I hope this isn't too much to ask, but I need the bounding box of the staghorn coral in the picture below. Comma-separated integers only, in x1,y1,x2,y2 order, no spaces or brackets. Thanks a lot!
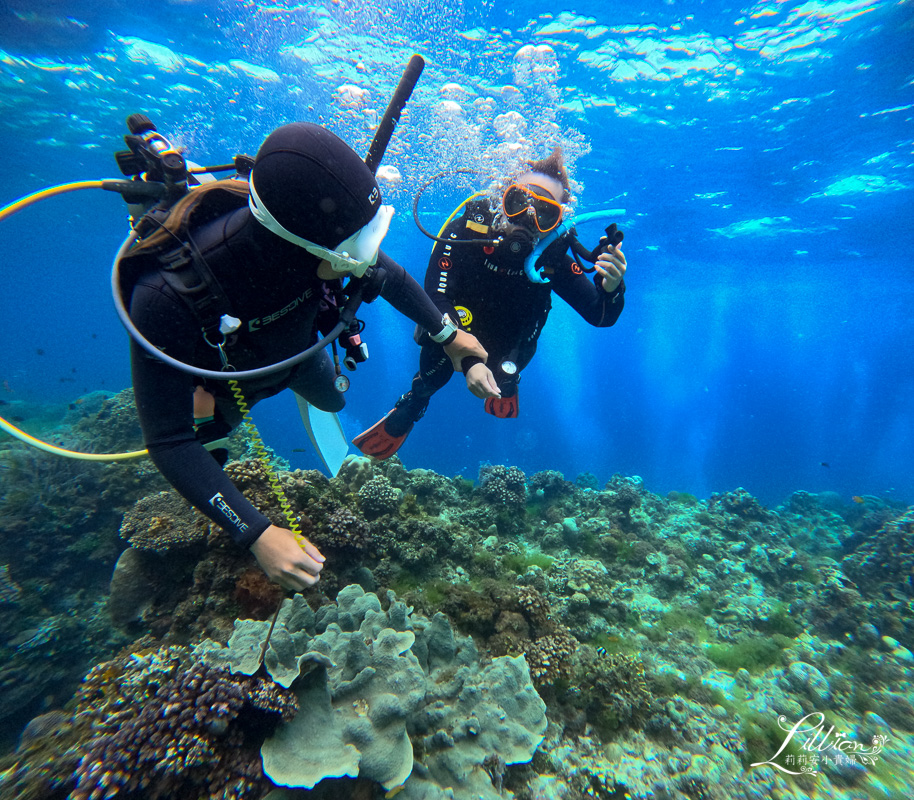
357,474,401,519
119,490,208,553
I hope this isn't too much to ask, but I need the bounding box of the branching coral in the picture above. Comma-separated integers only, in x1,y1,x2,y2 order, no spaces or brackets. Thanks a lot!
357,474,401,519
523,626,578,687
325,505,372,551
479,464,527,510
6,645,298,800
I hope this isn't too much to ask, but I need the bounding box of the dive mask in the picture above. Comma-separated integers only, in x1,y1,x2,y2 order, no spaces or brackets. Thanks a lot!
502,183,563,234
249,177,394,278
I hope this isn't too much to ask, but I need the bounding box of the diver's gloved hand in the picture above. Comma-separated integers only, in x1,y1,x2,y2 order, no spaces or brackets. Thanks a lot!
250,524,326,591
595,244,626,293
464,363,501,399
443,330,488,373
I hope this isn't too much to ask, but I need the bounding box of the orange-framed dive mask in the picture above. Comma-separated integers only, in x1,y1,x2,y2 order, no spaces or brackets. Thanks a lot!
502,183,564,233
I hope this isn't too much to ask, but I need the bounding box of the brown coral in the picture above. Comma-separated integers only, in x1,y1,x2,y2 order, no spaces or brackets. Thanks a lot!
233,568,284,620
523,626,578,687
119,491,208,553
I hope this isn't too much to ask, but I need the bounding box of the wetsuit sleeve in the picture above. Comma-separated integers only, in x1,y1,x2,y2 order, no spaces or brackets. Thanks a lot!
550,253,625,327
422,218,465,321
370,251,448,334
129,279,272,548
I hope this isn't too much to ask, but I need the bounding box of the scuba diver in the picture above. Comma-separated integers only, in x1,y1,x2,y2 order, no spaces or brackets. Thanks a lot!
125,121,486,592
353,147,627,460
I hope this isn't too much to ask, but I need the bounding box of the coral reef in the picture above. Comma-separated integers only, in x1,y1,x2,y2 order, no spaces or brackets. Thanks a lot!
357,474,401,519
197,585,547,798
479,463,527,510
119,490,208,553
3,401,913,800
4,645,296,800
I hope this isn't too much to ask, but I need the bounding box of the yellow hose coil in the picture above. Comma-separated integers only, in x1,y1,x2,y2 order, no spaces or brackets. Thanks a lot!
227,379,303,539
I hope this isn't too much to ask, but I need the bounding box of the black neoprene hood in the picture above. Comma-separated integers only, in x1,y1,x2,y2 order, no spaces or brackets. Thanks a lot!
251,122,382,248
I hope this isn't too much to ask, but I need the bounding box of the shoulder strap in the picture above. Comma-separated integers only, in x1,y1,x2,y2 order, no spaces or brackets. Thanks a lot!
158,237,234,339
123,181,252,338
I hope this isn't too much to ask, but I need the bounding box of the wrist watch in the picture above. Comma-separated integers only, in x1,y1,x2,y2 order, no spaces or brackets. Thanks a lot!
430,313,459,344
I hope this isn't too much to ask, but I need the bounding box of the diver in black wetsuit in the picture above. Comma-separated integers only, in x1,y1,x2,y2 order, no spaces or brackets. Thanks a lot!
127,123,486,591
353,147,627,460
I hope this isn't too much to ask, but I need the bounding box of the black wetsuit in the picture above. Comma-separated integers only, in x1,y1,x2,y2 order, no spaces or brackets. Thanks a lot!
409,202,625,400
129,206,446,547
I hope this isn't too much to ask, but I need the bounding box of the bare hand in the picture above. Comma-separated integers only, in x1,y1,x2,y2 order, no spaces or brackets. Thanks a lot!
250,524,326,591
595,245,626,293
465,363,501,399
443,329,487,372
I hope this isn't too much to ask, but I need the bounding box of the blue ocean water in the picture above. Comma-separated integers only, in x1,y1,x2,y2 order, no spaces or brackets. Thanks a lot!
0,0,912,508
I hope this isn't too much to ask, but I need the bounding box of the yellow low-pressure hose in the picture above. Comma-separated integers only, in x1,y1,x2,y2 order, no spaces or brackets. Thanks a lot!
228,379,303,538
436,191,487,240
0,181,105,220
0,180,153,461
0,415,148,460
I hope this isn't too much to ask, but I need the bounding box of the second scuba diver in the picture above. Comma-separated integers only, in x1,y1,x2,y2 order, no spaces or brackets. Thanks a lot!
124,122,486,591
353,147,627,460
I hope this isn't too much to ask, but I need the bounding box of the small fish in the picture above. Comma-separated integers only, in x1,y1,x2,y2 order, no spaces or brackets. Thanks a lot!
36,349,45,356
291,448,308,452
852,495,865,504
596,646,607,657
820,462,830,468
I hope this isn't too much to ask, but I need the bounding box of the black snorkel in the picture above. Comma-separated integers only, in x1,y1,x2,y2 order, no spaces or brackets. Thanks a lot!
110,55,427,381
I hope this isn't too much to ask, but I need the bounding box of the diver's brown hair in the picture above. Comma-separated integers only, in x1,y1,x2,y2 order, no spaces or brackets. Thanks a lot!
526,146,570,201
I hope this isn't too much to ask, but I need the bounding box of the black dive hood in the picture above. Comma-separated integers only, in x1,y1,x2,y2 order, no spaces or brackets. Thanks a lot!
112,55,426,381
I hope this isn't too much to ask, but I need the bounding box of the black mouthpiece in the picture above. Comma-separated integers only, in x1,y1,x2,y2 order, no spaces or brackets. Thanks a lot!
126,113,156,135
